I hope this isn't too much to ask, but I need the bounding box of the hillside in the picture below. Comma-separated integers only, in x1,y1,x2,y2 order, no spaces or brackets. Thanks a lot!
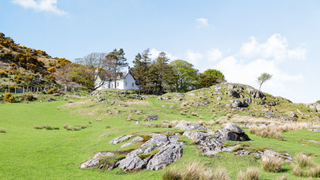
0,32,70,91
1,82,320,179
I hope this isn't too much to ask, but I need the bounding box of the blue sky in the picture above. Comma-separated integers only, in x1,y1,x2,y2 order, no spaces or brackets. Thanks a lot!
1,0,320,103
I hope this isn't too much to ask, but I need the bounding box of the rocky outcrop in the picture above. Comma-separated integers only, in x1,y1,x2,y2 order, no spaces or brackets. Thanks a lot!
80,152,115,169
175,122,208,131
183,123,250,156
121,136,143,148
109,135,134,145
235,149,292,163
264,112,296,121
144,114,158,121
247,88,264,98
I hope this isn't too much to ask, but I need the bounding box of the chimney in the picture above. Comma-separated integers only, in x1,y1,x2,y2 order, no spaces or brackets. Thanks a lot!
127,66,130,73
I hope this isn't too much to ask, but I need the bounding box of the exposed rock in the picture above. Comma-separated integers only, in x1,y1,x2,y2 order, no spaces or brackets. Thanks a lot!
176,93,185,97
244,97,251,105
157,97,163,100
146,142,183,170
161,105,165,108
235,149,292,163
217,96,222,101
169,105,176,109
215,85,222,91
145,114,158,121
224,123,244,134
109,135,134,145
308,129,320,132
297,109,303,114
291,111,298,118
116,150,147,171
226,103,232,107
316,104,320,111
142,133,170,147
110,101,115,105
228,90,239,98
175,123,208,131
264,112,296,121
121,136,144,148
115,110,120,114
189,93,195,96
81,152,114,169
247,88,264,98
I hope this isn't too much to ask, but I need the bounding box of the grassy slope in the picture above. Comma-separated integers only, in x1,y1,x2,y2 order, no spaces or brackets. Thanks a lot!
0,87,320,179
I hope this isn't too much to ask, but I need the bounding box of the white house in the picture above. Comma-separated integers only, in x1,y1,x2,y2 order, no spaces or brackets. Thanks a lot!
96,66,139,90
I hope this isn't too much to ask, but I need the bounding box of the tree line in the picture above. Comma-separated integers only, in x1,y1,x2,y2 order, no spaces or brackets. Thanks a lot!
55,48,225,94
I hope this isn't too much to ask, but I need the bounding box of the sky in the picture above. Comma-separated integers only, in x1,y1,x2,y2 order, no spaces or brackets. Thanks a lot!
1,0,320,103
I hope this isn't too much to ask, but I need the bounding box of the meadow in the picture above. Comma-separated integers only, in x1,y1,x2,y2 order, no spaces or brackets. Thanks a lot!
0,85,320,180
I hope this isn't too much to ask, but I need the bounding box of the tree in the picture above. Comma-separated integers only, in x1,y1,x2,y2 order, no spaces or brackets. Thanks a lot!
132,49,151,95
170,60,198,92
105,48,128,89
71,53,109,92
154,52,170,94
203,69,225,81
257,72,272,90
198,69,225,88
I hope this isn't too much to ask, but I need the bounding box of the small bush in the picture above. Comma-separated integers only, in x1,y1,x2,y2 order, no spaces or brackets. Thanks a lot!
4,92,16,103
261,155,283,172
246,167,260,180
22,94,35,101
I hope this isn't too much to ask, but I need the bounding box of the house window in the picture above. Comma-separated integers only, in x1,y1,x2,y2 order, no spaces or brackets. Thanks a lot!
125,82,127,86
117,82,119,87
132,83,134,87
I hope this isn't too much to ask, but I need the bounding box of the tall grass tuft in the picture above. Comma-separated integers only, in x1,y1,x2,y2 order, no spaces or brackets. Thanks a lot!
0,128,6,133
261,155,283,172
291,164,303,177
237,171,245,180
294,153,314,168
274,175,289,180
212,167,230,180
245,167,260,180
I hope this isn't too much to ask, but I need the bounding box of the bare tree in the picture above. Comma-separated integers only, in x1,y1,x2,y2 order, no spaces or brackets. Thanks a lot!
55,62,72,91
71,53,110,92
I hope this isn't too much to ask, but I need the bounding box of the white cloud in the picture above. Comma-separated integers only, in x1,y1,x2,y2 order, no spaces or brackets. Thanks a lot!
206,48,222,62
214,56,304,87
239,34,306,62
12,0,67,16
149,48,179,61
196,18,209,27
185,49,204,66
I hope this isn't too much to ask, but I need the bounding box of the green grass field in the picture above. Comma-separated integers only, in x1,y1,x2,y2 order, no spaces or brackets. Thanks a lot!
0,88,320,180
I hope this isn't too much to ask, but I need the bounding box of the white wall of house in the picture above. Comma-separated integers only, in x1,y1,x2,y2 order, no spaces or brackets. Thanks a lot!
96,73,138,90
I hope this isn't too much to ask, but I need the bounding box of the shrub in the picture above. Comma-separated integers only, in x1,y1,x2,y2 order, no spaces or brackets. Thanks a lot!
246,167,260,180
261,155,283,172
4,92,16,103
22,94,35,101
46,87,57,94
